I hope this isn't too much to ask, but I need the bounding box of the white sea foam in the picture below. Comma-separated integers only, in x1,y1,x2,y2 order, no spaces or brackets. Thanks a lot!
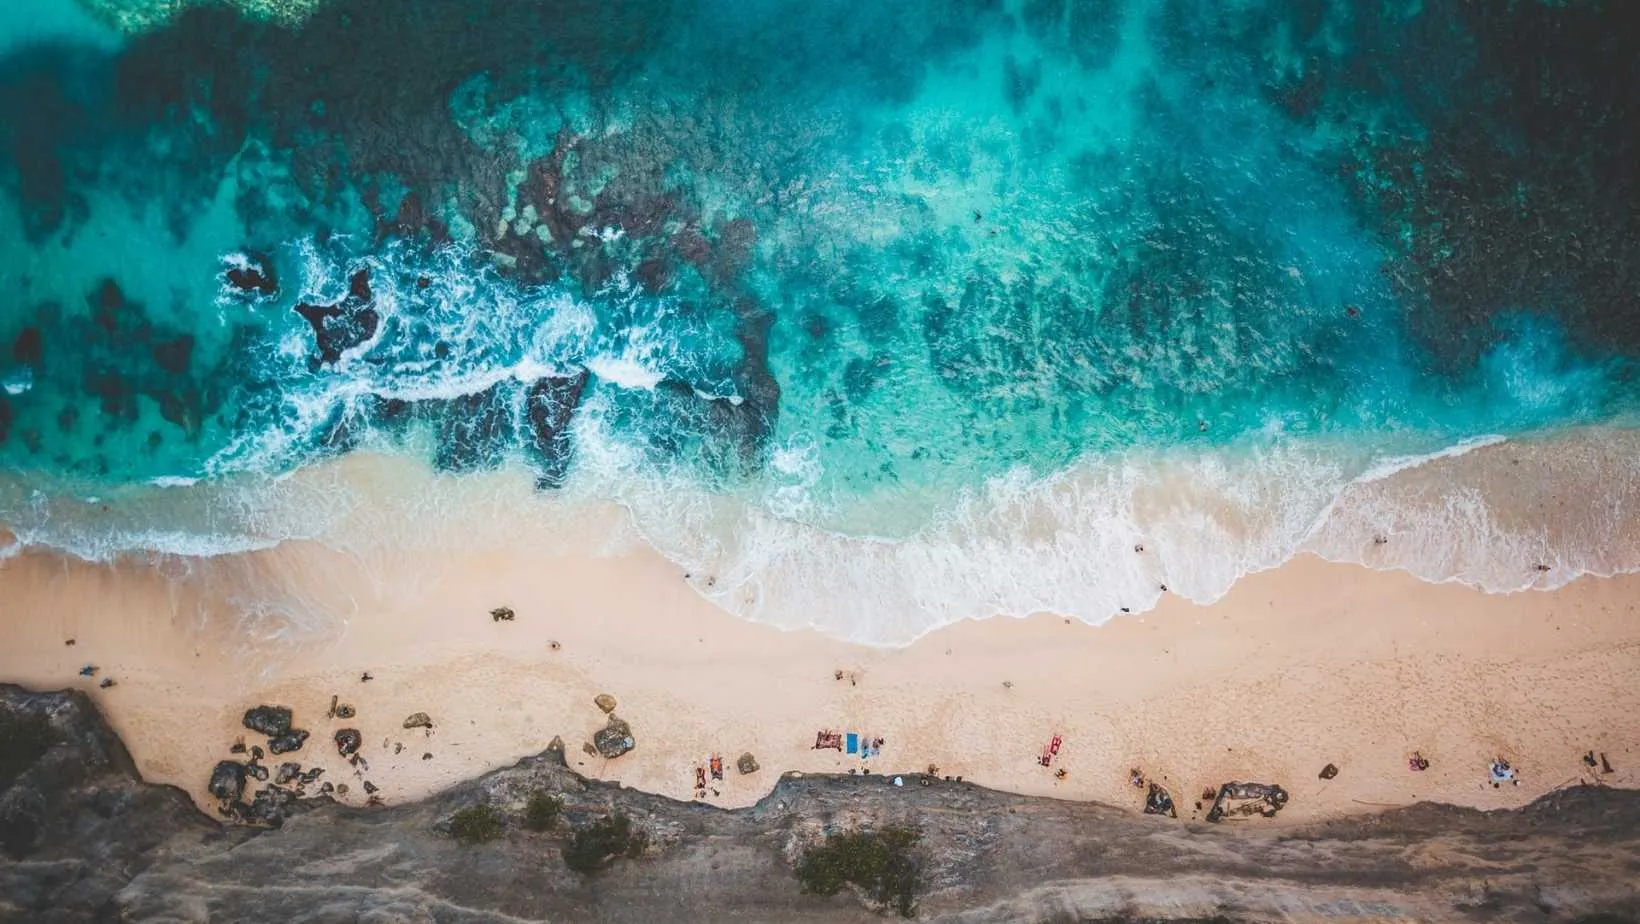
586,355,664,390
5,427,1638,646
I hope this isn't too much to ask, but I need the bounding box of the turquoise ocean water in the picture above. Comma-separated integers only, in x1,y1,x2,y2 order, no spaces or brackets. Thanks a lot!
1,0,1637,642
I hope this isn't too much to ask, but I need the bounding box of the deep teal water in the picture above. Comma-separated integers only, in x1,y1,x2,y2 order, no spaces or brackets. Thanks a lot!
0,0,1636,627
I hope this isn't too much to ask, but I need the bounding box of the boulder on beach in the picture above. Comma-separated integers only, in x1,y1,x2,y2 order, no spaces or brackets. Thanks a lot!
592,716,635,759
207,761,246,803
403,712,433,730
335,728,363,758
275,762,301,785
268,729,309,755
594,694,617,714
242,705,292,737
736,752,760,775
245,762,269,782
1205,782,1290,823
1143,782,1176,818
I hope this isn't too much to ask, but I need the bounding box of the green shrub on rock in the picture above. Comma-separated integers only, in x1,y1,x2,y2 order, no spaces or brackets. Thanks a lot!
449,803,503,845
523,791,562,832
562,813,647,873
795,826,922,918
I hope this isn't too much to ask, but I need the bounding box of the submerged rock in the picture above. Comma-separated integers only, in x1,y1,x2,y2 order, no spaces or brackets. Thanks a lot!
151,335,194,375
11,326,42,366
525,368,590,488
242,706,292,738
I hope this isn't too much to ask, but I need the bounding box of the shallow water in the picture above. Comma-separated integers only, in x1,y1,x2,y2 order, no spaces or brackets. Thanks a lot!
1,0,1637,642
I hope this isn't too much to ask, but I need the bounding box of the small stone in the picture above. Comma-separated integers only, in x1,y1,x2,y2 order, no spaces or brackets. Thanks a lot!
593,693,617,714
422,752,432,761
403,712,433,730
490,606,515,622
592,716,635,759
737,752,760,775
245,762,268,782
243,705,293,737
250,746,264,761
99,678,116,688
268,729,310,755
583,742,598,757
299,767,325,784
319,781,334,795
275,762,302,785
79,665,98,677
336,783,349,795
1319,763,1340,780
335,704,356,719
335,728,363,758
229,740,246,755
362,780,379,794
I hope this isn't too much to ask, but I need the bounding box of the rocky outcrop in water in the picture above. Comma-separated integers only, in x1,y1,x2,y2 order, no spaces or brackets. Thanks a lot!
294,268,380,365
2,683,1639,923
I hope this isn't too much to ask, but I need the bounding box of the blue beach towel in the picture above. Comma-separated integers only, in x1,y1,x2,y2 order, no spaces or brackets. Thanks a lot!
846,733,859,754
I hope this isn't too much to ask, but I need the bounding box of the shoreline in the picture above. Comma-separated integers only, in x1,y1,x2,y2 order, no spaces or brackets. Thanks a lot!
2,534,1637,826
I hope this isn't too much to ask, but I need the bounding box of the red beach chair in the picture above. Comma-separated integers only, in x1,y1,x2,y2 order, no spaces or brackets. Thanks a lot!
1049,735,1063,756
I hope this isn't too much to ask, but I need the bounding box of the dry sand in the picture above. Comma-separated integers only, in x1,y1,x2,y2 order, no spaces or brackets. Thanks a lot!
3,527,1638,826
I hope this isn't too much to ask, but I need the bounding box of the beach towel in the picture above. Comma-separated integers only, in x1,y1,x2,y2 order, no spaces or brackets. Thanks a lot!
846,733,859,754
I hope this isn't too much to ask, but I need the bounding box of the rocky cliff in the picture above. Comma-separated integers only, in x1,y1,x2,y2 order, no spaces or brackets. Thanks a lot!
2,684,1637,923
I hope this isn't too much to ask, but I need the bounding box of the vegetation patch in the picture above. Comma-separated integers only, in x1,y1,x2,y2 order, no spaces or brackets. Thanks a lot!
795,826,922,918
562,813,648,873
523,791,562,832
0,710,56,792
449,803,504,844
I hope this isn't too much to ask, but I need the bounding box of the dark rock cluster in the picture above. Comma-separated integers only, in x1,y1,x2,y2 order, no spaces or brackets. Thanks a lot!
201,705,324,826
294,269,381,366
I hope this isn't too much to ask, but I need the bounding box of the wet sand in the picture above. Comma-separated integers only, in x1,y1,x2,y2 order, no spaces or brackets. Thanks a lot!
2,529,1637,824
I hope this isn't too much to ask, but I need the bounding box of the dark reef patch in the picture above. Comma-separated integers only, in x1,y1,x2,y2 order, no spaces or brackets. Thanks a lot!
1,0,1639,497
